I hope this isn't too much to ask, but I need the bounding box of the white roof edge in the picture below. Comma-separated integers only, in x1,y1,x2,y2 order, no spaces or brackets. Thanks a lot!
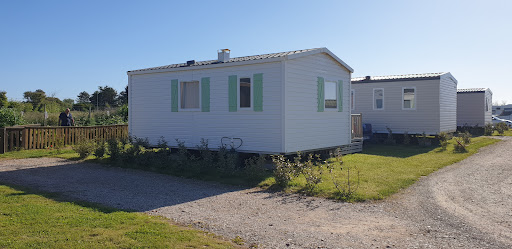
127,56,285,75
285,47,354,73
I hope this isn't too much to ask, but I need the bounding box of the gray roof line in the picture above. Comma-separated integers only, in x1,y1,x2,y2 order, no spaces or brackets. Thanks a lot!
128,48,322,73
352,72,448,83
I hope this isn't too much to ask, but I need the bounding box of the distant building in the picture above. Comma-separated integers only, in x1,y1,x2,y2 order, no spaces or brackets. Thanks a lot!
457,88,492,127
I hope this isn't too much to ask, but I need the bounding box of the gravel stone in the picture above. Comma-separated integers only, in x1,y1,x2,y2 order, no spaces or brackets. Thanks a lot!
0,137,511,248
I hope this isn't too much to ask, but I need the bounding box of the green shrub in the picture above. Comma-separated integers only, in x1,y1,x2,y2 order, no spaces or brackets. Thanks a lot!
325,148,359,200
495,122,509,135
484,124,494,136
107,138,121,161
462,131,472,145
197,139,214,171
244,154,267,180
271,155,295,187
93,141,106,158
73,139,95,159
302,154,323,194
0,107,24,127
438,132,449,150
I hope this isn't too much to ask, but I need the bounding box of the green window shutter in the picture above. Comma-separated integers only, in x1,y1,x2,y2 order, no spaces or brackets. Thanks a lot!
201,77,210,112
317,77,324,112
338,80,343,112
171,79,178,112
228,75,237,112
253,73,263,112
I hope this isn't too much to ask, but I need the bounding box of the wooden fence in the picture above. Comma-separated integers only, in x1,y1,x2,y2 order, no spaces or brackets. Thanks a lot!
351,114,363,139
0,124,128,154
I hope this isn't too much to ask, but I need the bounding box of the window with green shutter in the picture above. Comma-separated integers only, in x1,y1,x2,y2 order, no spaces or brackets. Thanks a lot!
201,77,210,112
338,80,343,112
228,75,237,112
253,73,263,112
171,79,178,112
317,77,325,112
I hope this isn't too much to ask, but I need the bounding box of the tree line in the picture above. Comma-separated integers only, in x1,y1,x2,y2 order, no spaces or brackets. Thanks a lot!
0,85,128,113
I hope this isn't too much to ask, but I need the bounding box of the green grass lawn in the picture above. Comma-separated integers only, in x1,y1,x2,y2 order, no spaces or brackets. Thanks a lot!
260,137,499,201
0,148,78,161
0,184,238,248
492,129,512,136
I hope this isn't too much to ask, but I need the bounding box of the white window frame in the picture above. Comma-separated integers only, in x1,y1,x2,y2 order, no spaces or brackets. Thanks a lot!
351,89,355,111
238,75,253,111
178,80,201,112
373,88,384,110
402,87,416,110
324,81,338,110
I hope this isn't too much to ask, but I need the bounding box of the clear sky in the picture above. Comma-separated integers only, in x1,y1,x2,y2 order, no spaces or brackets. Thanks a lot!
1,0,511,104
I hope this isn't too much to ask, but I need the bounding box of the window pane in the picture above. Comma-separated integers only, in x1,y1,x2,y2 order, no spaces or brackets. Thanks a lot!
325,82,337,108
180,81,199,109
374,89,383,109
240,77,251,108
403,88,415,109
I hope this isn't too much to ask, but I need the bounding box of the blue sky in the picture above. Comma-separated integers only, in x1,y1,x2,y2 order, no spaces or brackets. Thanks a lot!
1,0,511,104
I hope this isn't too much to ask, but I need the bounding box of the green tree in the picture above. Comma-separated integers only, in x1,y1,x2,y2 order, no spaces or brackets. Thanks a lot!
89,86,118,109
0,107,25,127
0,91,7,108
118,85,128,105
76,91,91,104
23,89,46,109
62,98,74,108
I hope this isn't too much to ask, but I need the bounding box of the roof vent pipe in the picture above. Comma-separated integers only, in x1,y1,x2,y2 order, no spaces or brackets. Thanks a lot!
186,60,195,66
218,49,230,62
365,76,371,81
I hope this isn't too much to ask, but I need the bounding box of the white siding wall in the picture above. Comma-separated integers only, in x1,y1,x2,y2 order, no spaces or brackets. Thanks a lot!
351,79,441,134
439,74,458,132
457,92,486,127
130,62,283,153
284,53,352,152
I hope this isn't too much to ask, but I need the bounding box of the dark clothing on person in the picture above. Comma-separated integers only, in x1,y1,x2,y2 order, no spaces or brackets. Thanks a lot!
59,112,73,126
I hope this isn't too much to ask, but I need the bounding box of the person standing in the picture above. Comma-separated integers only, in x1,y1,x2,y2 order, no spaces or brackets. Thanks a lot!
59,108,75,126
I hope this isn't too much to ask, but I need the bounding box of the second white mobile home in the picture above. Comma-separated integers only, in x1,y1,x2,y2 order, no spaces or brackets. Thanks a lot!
351,72,458,135
457,88,492,127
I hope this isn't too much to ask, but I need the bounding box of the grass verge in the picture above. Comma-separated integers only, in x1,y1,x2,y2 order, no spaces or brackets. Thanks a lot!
0,148,77,161
259,137,499,201
492,130,512,136
0,183,237,248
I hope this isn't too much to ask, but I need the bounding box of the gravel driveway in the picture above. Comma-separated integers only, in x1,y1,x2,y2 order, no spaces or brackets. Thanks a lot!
0,137,511,248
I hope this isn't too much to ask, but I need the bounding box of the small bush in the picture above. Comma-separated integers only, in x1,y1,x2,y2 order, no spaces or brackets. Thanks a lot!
244,154,267,180
462,131,471,145
325,148,359,200
94,141,106,158
157,136,168,148
107,138,121,161
271,155,295,187
484,124,494,136
0,107,25,127
495,122,509,135
302,154,323,194
73,139,95,159
438,132,449,150
197,139,214,171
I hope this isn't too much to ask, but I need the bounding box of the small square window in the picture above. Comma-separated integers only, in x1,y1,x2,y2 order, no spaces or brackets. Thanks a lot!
180,81,200,109
325,81,337,109
403,88,415,109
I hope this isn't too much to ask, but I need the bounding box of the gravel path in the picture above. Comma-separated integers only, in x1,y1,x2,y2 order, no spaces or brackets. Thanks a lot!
0,137,511,248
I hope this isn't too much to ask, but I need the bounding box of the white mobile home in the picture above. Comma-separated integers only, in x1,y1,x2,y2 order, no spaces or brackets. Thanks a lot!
128,48,354,154
351,72,458,135
457,88,492,127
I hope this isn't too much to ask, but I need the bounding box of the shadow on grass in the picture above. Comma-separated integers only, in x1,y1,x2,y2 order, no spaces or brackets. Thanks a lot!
0,161,247,212
361,144,438,158
0,181,123,214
